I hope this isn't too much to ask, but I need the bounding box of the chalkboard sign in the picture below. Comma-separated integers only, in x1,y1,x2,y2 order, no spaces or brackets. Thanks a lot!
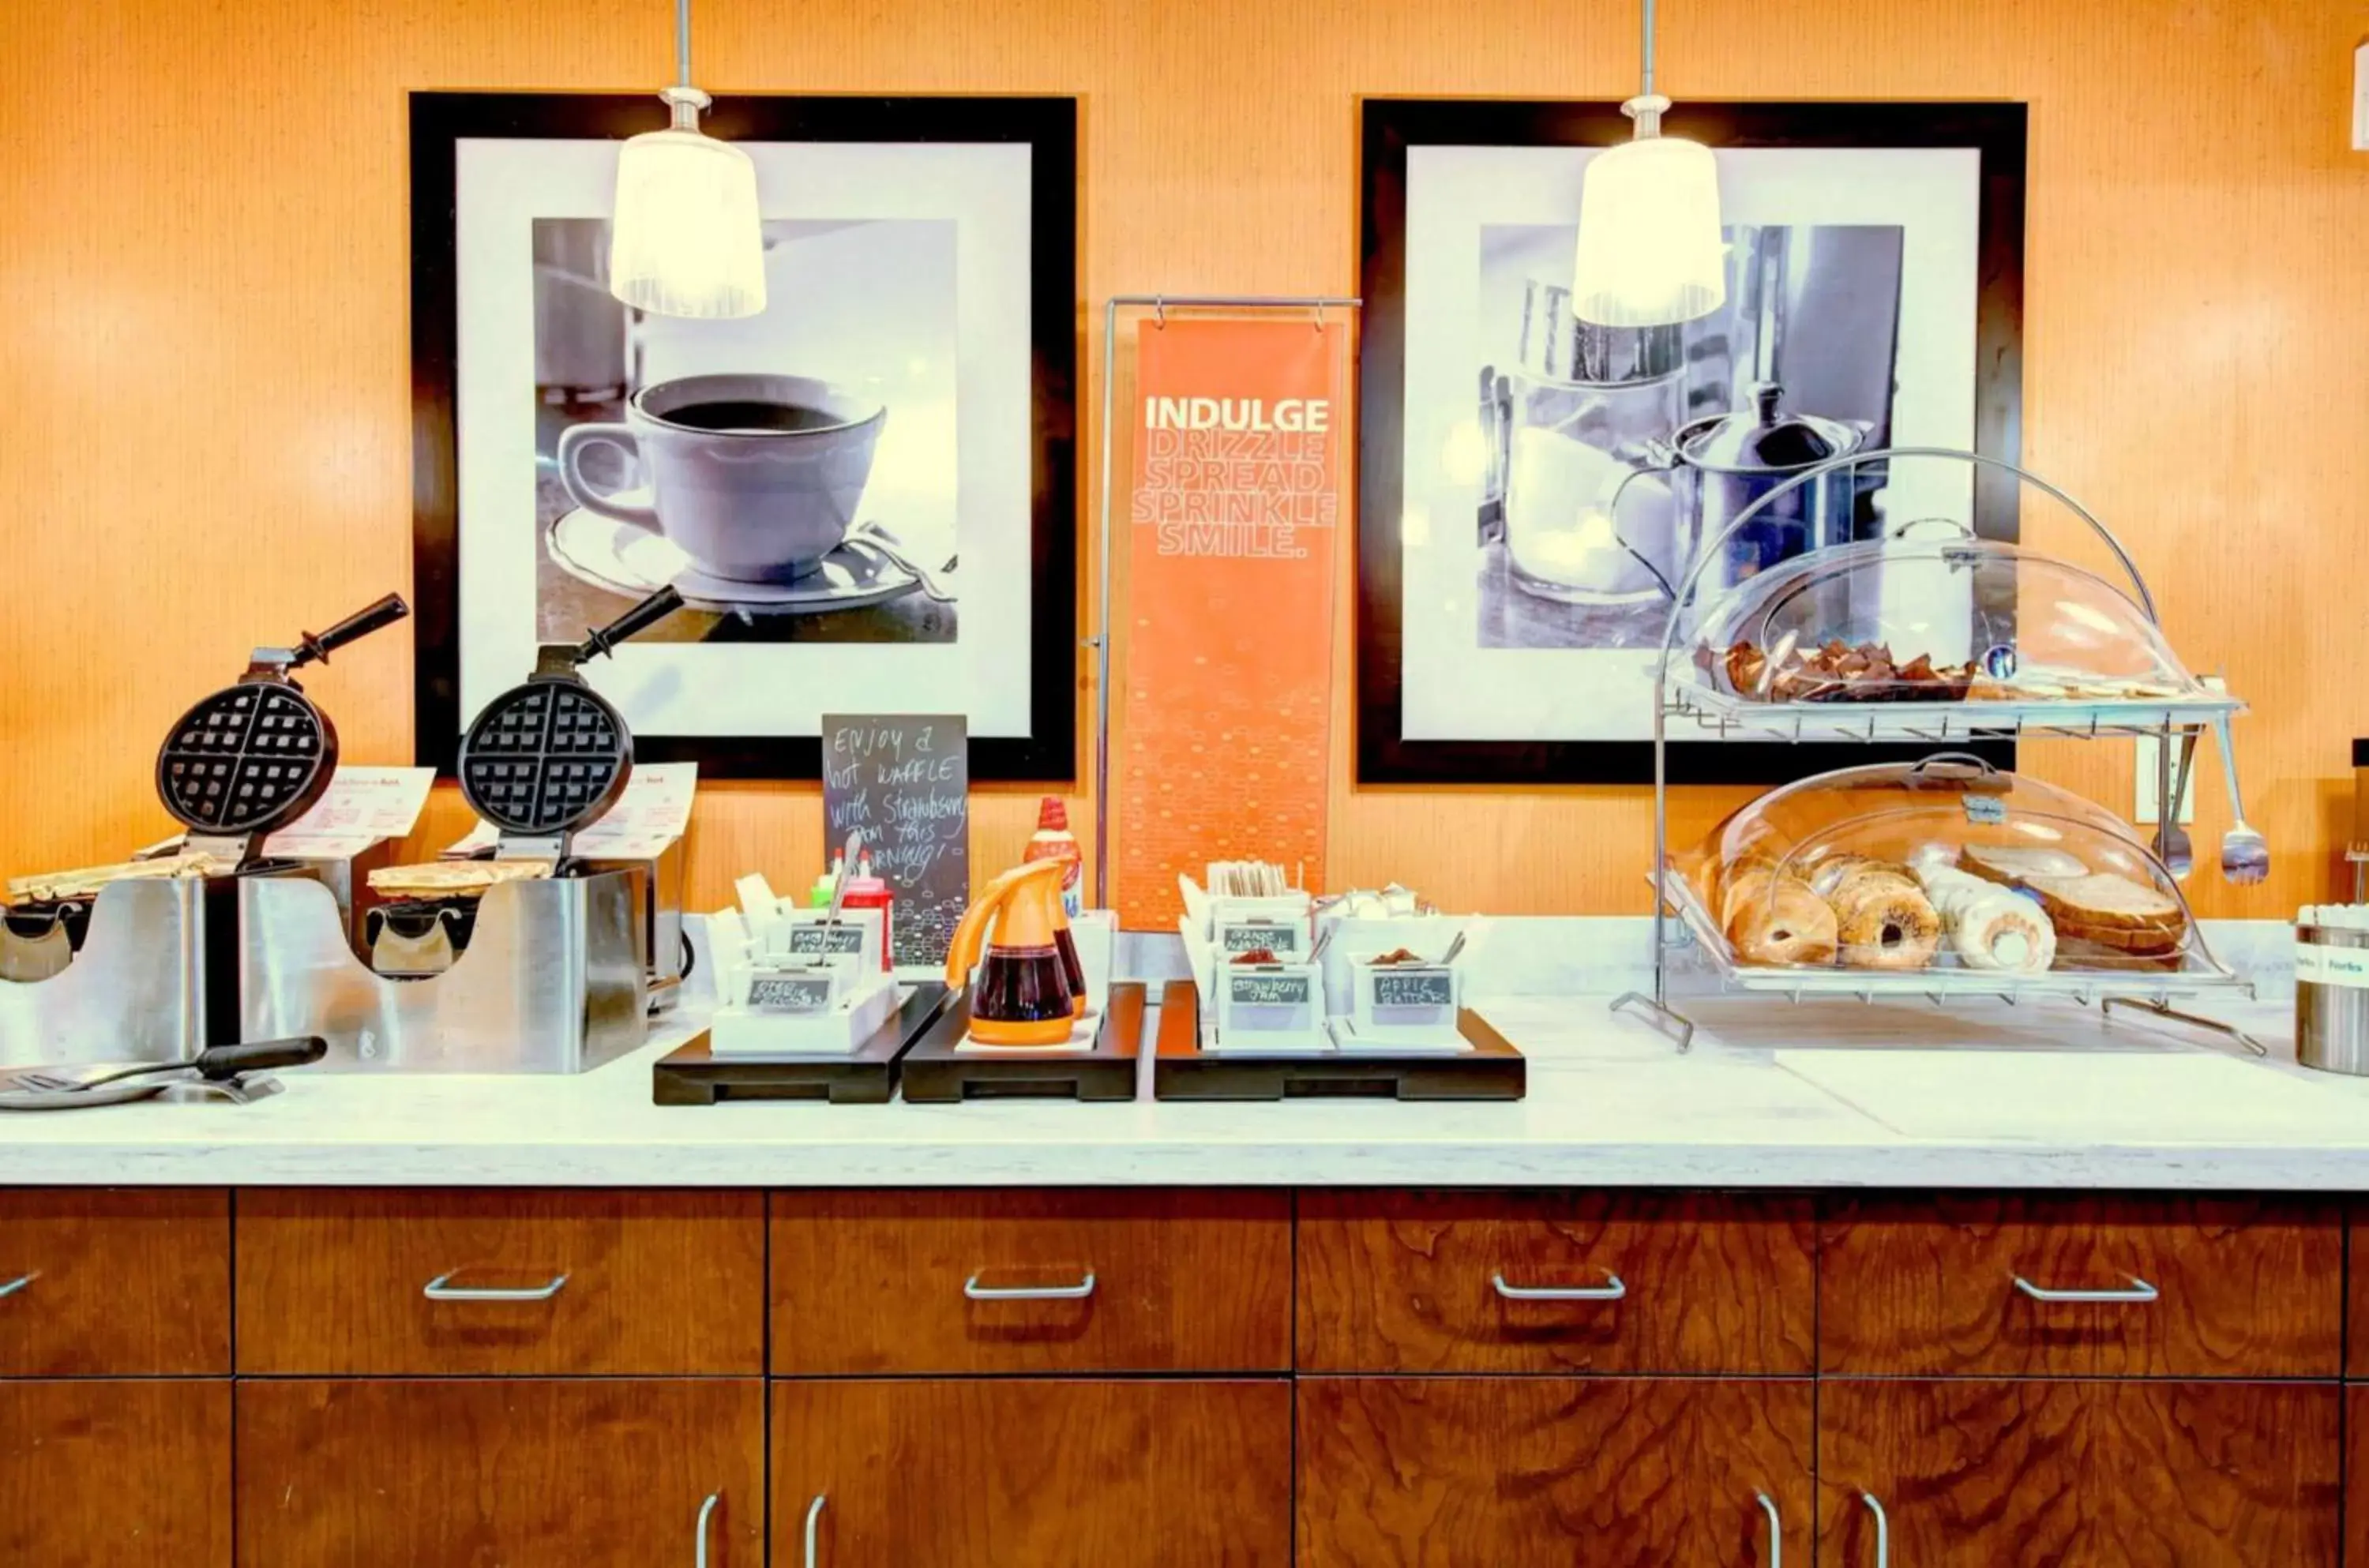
822,715,970,967
1218,921,1302,955
787,923,869,957
1230,972,1312,1008
1371,969,1455,1009
748,974,835,1015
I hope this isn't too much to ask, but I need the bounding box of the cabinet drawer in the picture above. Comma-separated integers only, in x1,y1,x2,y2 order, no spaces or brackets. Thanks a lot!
0,1188,229,1375
0,1381,231,1566
235,1189,764,1375
776,1379,1290,1566
238,1379,764,1567
1298,1377,1812,1566
1820,1195,2340,1377
769,1190,1291,1373
1297,1191,1815,1374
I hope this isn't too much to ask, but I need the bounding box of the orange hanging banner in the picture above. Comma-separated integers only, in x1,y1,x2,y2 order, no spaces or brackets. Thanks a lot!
1116,316,1345,929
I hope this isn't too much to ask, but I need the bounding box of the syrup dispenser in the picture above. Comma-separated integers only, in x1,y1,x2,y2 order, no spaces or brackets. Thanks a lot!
944,860,1082,1045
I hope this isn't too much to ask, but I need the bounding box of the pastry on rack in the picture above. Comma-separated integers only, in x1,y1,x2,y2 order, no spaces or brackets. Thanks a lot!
6,850,238,903
2018,871,2187,964
1721,866,1838,967
1811,855,1941,970
1916,865,2056,973
1958,844,2092,886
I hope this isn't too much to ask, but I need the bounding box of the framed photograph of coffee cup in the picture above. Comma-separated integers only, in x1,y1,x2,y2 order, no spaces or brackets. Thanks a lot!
411,92,1077,780
1357,99,2025,785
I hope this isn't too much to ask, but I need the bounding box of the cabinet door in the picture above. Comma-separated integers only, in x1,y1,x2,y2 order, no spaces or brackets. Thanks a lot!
1297,1377,1811,1566
0,1380,231,1567
1820,1380,2339,1566
238,1379,765,1566
775,1379,1290,1566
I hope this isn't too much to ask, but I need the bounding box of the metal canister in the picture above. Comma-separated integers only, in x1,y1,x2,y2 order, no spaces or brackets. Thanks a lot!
2294,920,2369,1075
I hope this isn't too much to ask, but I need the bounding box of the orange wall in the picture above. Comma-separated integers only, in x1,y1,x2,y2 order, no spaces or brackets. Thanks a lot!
0,0,2362,918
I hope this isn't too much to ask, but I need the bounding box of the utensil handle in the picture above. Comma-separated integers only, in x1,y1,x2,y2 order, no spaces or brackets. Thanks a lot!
295,593,411,666
2012,1274,2158,1304
193,1037,327,1082
1755,1491,1782,1568
963,1271,1096,1301
422,1270,570,1302
1491,1271,1626,1302
574,585,685,664
0,1273,34,1299
695,1492,721,1568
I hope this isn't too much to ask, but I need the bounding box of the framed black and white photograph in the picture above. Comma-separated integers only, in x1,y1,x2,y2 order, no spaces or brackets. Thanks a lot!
411,93,1078,780
1358,100,2025,785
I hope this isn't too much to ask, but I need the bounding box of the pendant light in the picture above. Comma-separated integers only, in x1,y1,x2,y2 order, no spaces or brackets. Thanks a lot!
1571,0,1725,328
607,0,767,320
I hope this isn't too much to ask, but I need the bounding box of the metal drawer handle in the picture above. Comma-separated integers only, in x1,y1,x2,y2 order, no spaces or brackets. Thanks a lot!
1755,1491,1781,1568
1490,1271,1626,1302
422,1270,570,1302
963,1271,1096,1301
696,1492,720,1568
2012,1274,2158,1304
802,1494,826,1568
0,1273,34,1300
1861,1491,1889,1567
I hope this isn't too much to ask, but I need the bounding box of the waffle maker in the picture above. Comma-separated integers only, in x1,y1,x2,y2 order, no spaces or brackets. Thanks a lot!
0,594,410,1071
240,587,688,1074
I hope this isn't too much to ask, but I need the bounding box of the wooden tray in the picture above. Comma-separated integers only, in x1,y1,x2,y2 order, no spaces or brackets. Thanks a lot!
1151,980,1525,1101
651,982,953,1106
898,981,1144,1104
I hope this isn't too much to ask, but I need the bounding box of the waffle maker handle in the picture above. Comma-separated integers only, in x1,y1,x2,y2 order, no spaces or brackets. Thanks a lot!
572,585,685,666
293,593,411,669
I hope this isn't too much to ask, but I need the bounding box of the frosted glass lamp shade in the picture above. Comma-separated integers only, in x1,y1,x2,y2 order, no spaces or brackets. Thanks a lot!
1571,134,1725,328
607,126,767,320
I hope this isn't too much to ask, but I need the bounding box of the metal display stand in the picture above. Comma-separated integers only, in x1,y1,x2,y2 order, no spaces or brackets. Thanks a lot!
1087,294,1360,910
1609,446,2262,1056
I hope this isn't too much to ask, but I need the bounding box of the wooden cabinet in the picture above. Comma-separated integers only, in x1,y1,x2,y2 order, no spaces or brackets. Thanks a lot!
236,1187,765,1374
0,1380,231,1567
237,1379,765,1566
1298,1191,1815,1374
0,1187,228,1375
774,1378,1291,1566
1819,1195,2341,1378
1819,1380,2340,1566
1297,1377,1811,1566
770,1189,1292,1374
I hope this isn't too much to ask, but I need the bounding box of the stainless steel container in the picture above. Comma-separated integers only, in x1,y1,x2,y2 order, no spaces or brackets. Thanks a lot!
2294,921,2369,1075
0,878,207,1069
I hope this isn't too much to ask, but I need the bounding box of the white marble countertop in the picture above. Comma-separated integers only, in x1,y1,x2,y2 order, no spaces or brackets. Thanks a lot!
5,988,2369,1190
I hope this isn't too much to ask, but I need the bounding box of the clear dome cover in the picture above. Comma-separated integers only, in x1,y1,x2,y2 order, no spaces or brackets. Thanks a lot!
1687,536,2208,706
1679,755,2203,975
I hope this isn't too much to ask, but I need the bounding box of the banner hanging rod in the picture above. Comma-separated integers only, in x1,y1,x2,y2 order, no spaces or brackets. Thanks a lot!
1087,294,1361,909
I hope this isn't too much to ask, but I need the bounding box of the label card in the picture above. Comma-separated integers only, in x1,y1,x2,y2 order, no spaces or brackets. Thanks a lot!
748,973,836,1015
1230,972,1312,1008
265,766,435,858
1218,920,1303,956
787,923,869,957
1371,968,1455,1009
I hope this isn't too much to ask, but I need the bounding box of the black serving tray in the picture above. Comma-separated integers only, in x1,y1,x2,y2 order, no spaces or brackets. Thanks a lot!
651,981,952,1106
897,981,1144,1103
1151,979,1525,1101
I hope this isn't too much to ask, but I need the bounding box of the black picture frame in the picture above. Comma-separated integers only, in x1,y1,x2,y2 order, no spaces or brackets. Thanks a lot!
1357,99,2026,786
410,92,1079,782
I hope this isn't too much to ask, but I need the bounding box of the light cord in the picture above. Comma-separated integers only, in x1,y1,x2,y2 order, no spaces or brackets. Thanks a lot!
676,0,693,88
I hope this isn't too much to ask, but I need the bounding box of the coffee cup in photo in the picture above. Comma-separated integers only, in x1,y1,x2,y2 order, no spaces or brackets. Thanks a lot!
557,373,888,584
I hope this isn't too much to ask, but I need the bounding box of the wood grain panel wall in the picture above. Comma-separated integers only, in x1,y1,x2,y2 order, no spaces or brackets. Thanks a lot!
0,0,2360,917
